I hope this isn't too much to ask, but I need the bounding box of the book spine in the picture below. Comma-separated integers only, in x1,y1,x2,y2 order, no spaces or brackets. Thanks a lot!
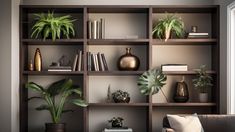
48,69,72,72
92,20,98,39
87,52,92,71
100,18,105,39
98,53,105,71
77,50,82,71
72,54,78,71
161,66,188,71
97,20,100,39
94,54,99,71
97,52,104,71
101,53,108,71
91,53,95,71
88,20,92,39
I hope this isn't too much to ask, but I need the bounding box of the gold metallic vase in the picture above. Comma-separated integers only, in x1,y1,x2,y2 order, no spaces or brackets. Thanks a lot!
173,76,189,102
117,48,140,71
34,48,42,71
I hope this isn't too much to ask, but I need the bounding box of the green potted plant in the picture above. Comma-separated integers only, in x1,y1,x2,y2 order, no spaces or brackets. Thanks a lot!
112,90,130,103
192,65,213,102
152,14,185,41
31,11,76,41
108,117,124,128
26,78,87,132
137,69,168,102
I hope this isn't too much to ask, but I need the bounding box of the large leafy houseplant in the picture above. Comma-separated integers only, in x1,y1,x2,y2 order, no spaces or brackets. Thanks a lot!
152,14,185,41
137,69,168,102
31,11,76,41
26,78,87,131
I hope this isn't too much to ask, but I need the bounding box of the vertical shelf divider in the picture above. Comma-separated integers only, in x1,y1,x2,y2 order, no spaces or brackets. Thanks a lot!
148,7,153,132
83,6,88,132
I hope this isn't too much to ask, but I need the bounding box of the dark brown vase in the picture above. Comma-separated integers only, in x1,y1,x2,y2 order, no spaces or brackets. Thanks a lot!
117,48,140,71
173,78,189,103
34,48,42,71
45,123,65,132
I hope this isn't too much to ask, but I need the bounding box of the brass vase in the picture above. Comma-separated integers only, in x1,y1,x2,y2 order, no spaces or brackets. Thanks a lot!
34,48,42,71
117,48,140,71
173,76,189,102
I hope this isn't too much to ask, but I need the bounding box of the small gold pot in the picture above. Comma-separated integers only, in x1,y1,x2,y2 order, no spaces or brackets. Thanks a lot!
117,48,140,71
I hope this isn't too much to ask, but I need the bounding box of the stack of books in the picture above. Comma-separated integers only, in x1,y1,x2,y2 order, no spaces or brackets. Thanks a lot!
72,50,83,71
103,128,133,132
88,18,105,39
87,52,108,71
48,66,72,71
187,32,209,38
161,64,188,71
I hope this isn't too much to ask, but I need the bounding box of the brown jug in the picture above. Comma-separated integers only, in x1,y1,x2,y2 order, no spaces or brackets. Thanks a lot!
173,76,189,102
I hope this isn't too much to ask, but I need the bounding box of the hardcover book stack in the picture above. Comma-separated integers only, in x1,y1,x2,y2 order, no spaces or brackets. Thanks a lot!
72,50,83,71
187,32,209,38
161,64,188,71
48,65,72,72
88,18,105,39
87,52,108,71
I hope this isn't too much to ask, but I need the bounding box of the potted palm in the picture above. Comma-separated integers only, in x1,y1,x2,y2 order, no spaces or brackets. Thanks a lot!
137,69,168,102
152,14,185,41
31,11,76,41
192,65,213,102
26,78,87,132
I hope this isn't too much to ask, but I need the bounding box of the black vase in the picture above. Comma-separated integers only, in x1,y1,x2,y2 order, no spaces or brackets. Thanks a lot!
173,80,189,103
112,121,123,128
113,96,130,103
45,123,65,132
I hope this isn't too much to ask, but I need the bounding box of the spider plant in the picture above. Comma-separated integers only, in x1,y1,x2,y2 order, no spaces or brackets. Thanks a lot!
31,11,76,41
152,14,185,41
137,69,168,102
26,78,87,124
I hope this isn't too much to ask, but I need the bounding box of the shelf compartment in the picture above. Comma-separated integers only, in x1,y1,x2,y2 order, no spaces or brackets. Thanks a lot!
23,71,84,75
89,103,149,107
88,71,145,76
87,39,149,45
153,103,216,107
163,70,216,75
22,39,84,45
152,39,217,45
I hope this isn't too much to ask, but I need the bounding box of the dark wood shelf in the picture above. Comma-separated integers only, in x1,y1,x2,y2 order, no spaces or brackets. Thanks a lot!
87,39,149,45
23,71,84,75
163,70,216,75
89,103,149,107
22,39,84,45
88,71,145,76
153,103,216,107
152,39,217,45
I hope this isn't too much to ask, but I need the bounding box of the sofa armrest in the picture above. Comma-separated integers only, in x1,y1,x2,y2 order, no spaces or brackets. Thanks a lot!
162,128,175,132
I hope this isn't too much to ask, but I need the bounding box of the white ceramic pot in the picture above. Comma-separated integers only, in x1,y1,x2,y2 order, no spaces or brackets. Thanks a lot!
199,93,208,103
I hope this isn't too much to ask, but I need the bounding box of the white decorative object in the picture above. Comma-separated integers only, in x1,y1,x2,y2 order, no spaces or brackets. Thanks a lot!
199,93,208,103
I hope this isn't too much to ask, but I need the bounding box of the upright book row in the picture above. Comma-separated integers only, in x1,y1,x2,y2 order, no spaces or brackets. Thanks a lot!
88,18,105,39
87,52,109,71
72,50,83,71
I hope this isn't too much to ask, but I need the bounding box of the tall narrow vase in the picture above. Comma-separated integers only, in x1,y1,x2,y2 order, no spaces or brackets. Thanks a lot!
34,48,42,71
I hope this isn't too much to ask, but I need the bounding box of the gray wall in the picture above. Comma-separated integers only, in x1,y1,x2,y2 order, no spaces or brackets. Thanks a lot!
0,0,12,132
214,0,235,114
0,0,20,131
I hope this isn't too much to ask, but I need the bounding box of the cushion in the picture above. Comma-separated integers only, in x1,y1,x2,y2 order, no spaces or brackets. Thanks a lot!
167,114,204,132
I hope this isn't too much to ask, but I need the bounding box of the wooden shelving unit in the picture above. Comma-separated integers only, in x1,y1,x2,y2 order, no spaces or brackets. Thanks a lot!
20,5,220,132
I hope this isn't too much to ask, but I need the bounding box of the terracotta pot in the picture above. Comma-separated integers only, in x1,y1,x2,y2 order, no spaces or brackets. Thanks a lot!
45,123,65,132
199,93,208,103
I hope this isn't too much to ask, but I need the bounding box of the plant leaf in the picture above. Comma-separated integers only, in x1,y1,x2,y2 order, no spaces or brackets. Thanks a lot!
70,99,88,107
35,104,50,111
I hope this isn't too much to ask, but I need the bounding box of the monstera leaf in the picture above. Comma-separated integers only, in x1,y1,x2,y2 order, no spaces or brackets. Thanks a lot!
137,69,167,95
